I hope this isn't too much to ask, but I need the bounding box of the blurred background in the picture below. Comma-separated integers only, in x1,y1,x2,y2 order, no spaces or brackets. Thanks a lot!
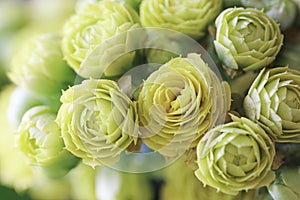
1,0,300,199
0,0,85,199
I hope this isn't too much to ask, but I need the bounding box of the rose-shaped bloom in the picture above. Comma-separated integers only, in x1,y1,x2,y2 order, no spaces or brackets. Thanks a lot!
16,106,79,178
137,53,228,157
9,33,75,96
214,7,283,72
243,67,300,142
56,79,139,167
139,0,222,40
62,1,140,78
195,115,276,195
241,0,297,31
267,167,300,200
161,154,256,200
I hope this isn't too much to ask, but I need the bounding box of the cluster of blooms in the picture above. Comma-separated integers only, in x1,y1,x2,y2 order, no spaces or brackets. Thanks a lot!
0,0,300,199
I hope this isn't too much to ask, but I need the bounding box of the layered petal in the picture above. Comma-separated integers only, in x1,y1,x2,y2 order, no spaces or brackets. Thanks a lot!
140,0,222,39
137,53,229,157
195,115,275,195
214,7,283,72
56,79,139,167
244,67,300,142
16,106,79,178
9,33,75,96
62,1,140,78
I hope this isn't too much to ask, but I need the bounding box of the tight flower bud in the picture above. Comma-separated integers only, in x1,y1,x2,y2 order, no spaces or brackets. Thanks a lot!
17,106,79,178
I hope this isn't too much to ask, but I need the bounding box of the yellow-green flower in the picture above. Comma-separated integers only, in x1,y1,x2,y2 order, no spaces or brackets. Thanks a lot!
195,115,276,195
243,67,300,142
161,153,257,200
140,0,222,39
137,53,229,157
17,106,79,178
56,79,139,167
62,1,140,78
9,33,75,96
214,7,283,72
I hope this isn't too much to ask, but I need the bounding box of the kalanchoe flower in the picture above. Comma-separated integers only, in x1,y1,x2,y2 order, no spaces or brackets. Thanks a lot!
243,67,300,142
214,7,283,72
161,153,257,200
140,0,222,40
16,106,79,178
62,1,140,79
137,53,229,157
56,79,139,167
267,167,300,200
195,115,276,196
241,0,297,31
9,33,76,96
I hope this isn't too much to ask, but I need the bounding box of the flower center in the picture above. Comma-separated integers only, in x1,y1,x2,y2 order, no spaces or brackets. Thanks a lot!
285,89,300,109
220,135,258,177
87,112,100,129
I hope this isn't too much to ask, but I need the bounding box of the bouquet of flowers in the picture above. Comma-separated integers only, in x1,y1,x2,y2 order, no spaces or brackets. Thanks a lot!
0,0,299,199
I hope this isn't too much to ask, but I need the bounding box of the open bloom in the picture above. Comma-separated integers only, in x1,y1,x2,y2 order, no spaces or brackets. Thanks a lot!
137,53,229,157
16,106,79,178
62,1,140,78
195,115,276,195
161,154,256,200
243,67,300,142
140,0,222,39
56,79,139,167
214,7,283,72
9,33,75,96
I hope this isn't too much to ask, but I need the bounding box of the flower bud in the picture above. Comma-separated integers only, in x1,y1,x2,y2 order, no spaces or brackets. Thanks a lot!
17,106,79,178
